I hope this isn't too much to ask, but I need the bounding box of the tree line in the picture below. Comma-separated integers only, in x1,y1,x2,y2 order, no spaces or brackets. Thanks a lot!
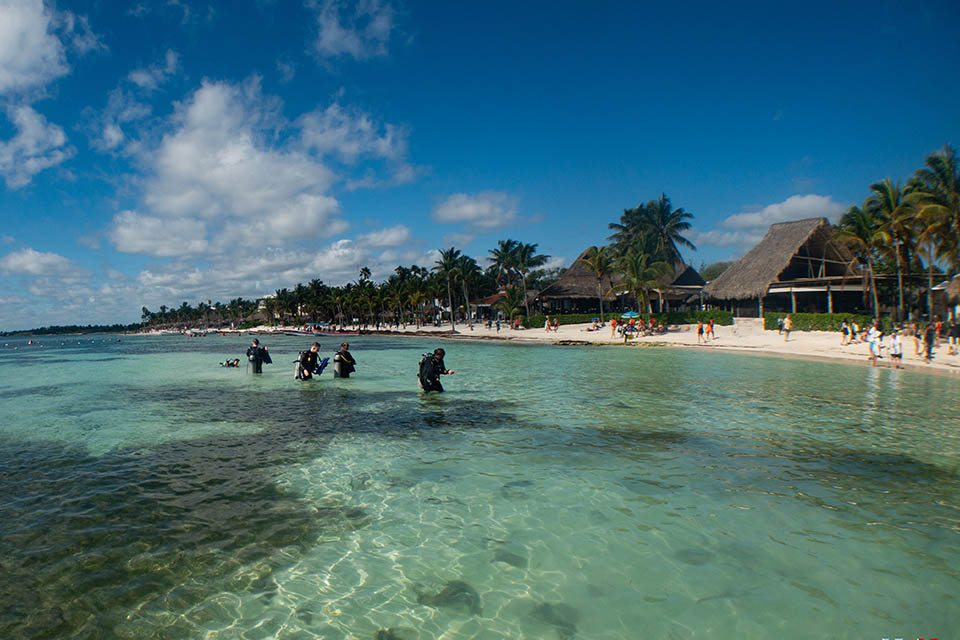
141,192,704,330
139,241,565,329
836,144,959,320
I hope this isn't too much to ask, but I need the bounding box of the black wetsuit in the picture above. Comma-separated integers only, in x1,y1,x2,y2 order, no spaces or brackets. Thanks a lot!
334,349,356,378
419,355,448,392
298,350,319,379
247,345,264,374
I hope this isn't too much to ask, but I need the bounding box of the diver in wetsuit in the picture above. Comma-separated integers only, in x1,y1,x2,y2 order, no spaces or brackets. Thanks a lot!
246,338,270,374
297,342,321,380
418,348,454,392
333,342,356,378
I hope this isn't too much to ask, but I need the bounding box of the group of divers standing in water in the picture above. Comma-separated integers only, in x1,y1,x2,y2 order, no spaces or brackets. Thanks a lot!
221,338,455,392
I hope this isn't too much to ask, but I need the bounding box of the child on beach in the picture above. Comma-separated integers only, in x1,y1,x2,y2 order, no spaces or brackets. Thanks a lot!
889,330,903,369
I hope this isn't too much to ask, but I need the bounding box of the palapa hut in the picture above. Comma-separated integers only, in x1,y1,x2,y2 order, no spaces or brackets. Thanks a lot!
702,217,862,316
538,247,705,313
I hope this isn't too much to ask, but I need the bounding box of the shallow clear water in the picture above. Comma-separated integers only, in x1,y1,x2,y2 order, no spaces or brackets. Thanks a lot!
0,334,957,640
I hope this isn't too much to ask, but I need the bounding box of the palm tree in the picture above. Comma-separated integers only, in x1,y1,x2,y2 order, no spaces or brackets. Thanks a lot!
581,246,613,322
456,255,482,325
609,249,669,314
641,194,696,266
496,286,525,323
915,202,951,319
911,144,960,272
607,203,648,256
488,239,519,288
514,242,548,319
866,178,914,321
434,247,462,330
835,205,883,315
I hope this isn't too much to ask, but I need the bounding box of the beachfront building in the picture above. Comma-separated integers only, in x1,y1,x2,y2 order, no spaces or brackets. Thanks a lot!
702,217,864,317
538,247,705,314
932,274,960,321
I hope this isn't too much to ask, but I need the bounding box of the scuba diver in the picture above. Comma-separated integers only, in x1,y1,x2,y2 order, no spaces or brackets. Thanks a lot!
333,341,357,378
295,342,328,380
418,347,454,392
221,358,241,368
246,338,271,374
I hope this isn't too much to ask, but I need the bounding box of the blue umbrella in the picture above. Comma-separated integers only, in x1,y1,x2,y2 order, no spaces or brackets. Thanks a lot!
621,311,639,319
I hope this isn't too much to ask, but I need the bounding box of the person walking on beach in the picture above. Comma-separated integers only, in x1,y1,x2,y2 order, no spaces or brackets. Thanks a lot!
333,341,356,378
697,320,704,344
948,317,960,356
889,329,903,369
495,319,501,333
840,319,850,346
706,318,715,341
610,318,617,339
552,317,559,333
776,316,784,335
544,315,551,333
923,322,936,363
782,314,792,342
419,348,454,392
246,338,270,374
867,322,882,367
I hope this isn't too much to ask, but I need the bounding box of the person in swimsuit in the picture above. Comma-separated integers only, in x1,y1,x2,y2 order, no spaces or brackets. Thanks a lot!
697,320,704,344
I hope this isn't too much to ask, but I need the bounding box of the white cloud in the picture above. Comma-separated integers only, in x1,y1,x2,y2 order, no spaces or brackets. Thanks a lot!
0,247,72,275
128,49,179,90
358,224,411,247
0,105,75,188
0,0,68,94
432,192,519,231
300,102,406,163
721,194,845,230
310,0,395,60
689,194,848,251
276,59,296,83
109,211,208,257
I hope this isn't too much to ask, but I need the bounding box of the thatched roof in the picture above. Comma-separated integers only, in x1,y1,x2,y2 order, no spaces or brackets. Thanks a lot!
537,247,622,300
539,247,704,300
703,217,858,300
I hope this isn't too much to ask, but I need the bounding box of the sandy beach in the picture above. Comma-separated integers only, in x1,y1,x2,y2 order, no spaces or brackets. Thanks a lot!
179,317,960,376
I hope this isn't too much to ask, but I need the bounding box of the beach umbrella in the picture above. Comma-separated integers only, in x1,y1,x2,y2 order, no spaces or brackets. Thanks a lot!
621,311,640,319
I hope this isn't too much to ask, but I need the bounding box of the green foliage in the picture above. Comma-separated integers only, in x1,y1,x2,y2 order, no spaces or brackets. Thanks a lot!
0,323,141,337
700,261,733,281
762,312,894,332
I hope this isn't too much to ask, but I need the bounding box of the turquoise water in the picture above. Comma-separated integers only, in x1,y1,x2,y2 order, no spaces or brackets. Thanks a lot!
0,334,957,640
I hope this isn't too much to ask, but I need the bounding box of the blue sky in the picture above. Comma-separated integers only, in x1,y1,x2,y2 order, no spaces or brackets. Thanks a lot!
1,0,958,330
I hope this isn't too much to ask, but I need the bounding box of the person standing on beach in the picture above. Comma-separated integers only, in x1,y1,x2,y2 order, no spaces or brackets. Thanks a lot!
419,348,454,392
840,319,850,346
333,342,356,378
867,322,882,367
783,314,792,342
777,316,784,335
545,315,551,333
246,338,269,374
552,317,559,333
697,320,704,344
948,317,960,356
610,318,617,339
706,318,715,340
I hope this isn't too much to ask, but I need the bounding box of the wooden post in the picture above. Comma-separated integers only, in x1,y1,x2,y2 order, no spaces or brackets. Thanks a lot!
791,289,796,313
827,285,833,314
